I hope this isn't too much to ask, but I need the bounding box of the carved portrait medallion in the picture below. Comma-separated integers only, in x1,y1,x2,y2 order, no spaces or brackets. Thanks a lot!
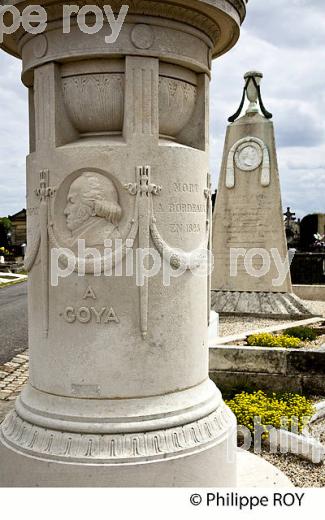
235,142,263,172
51,169,125,251
49,169,138,274
63,171,122,248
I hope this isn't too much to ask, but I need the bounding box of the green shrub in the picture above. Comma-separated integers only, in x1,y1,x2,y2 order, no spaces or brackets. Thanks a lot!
285,326,318,342
247,332,301,349
226,391,314,435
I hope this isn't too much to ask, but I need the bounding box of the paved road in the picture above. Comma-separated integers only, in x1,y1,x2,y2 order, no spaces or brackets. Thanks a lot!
0,282,28,364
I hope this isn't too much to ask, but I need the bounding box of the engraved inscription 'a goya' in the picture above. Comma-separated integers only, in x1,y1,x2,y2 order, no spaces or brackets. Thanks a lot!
62,287,119,325
63,306,119,325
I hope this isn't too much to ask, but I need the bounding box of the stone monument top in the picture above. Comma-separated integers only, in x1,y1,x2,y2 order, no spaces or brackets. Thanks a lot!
1,0,248,64
229,69,272,122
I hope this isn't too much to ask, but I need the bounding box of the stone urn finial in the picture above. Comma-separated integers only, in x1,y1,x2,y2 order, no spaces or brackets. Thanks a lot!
228,70,272,122
244,70,263,115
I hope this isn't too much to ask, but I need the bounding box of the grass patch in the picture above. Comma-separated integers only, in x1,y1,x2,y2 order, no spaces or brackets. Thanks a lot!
0,278,27,289
285,326,318,342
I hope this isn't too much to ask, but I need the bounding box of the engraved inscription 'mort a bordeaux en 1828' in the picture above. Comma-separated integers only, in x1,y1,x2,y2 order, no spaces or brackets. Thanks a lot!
0,0,248,486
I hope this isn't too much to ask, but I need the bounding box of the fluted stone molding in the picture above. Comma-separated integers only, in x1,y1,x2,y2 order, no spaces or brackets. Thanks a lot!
2,403,235,463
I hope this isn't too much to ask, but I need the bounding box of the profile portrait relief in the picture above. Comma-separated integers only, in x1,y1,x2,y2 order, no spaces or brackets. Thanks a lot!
64,172,122,248
236,144,262,171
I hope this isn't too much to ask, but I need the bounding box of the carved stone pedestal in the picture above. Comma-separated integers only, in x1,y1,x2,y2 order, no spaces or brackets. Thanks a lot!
0,0,247,486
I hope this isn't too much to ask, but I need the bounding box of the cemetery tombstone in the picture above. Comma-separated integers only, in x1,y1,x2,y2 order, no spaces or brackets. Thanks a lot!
211,71,312,318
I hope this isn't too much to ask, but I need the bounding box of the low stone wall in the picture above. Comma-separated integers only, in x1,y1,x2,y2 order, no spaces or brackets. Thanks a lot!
293,284,325,302
209,346,325,395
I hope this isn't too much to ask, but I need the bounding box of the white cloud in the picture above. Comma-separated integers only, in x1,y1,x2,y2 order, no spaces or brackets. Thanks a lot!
210,1,325,217
0,53,28,217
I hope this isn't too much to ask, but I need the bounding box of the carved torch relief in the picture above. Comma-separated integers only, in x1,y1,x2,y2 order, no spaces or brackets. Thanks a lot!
123,166,211,338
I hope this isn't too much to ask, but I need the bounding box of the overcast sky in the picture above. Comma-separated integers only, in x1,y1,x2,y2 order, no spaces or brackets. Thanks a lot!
0,0,324,218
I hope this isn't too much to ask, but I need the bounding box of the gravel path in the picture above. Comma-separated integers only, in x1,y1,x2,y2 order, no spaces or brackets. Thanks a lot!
219,317,291,337
258,398,325,487
219,299,325,339
260,450,324,487
302,300,325,318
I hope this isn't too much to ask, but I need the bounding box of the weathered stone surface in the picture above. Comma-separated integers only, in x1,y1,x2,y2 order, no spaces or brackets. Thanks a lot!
301,376,325,395
287,350,325,375
209,345,325,394
210,346,287,375
293,284,325,301
210,371,305,395
212,290,313,318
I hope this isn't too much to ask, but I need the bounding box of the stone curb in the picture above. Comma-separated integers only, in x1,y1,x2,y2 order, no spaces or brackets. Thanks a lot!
210,345,325,394
214,316,324,345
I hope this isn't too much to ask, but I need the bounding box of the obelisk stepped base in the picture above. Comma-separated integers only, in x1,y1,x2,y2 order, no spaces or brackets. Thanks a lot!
212,290,313,318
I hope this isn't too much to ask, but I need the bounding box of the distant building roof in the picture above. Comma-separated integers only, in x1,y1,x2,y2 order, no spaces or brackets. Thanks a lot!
8,209,26,221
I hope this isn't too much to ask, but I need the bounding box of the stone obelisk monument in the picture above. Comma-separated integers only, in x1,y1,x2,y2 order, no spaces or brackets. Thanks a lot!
0,1,248,486
211,71,312,318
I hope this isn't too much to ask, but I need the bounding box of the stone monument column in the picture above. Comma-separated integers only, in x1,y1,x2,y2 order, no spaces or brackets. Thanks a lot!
0,0,248,486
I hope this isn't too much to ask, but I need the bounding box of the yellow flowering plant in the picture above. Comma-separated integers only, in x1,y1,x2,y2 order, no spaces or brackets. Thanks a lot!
226,391,314,436
247,333,301,349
